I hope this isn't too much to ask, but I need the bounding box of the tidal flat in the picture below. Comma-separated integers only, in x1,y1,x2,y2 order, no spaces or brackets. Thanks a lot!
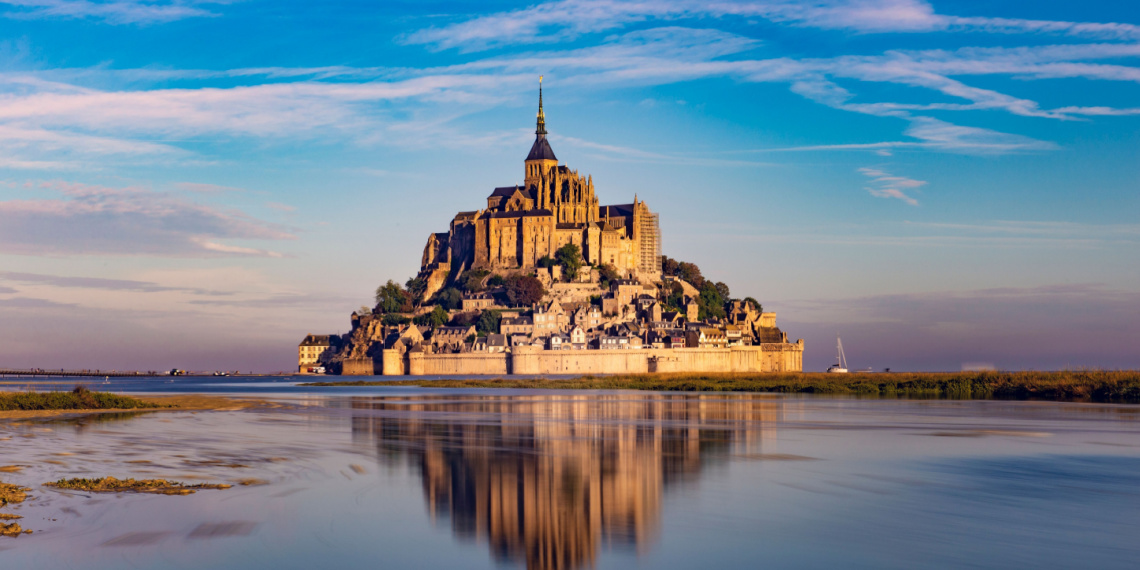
2,376,1140,569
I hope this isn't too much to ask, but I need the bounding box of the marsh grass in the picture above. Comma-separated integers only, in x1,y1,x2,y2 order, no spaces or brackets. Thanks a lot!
0,386,158,411
0,479,30,536
44,476,232,495
0,481,28,507
306,370,1140,403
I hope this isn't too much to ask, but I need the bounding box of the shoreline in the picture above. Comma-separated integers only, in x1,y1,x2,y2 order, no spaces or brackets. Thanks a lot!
303,370,1140,403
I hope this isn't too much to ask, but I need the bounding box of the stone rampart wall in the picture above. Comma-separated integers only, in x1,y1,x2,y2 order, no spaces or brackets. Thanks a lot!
342,358,377,376
377,341,805,376
410,352,510,376
512,346,649,375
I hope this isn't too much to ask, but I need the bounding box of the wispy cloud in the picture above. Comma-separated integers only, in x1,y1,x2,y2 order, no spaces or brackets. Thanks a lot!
0,270,230,294
0,6,1134,167
404,0,1140,52
0,0,220,25
0,180,293,256
858,166,924,205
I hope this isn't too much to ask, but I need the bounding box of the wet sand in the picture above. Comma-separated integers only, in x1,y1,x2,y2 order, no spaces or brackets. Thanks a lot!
0,394,275,421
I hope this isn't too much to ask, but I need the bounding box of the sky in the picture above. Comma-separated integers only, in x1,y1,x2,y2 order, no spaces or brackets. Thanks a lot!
0,0,1136,372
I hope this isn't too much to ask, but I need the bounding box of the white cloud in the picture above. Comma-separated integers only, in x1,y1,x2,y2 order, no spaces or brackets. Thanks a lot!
0,180,293,256
858,166,924,205
0,0,219,25
0,10,1135,166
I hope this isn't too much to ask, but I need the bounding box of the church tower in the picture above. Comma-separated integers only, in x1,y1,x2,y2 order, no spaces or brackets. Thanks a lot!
525,76,558,199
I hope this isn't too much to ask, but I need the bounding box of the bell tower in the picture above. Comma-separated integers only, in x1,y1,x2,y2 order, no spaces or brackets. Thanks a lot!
525,76,558,201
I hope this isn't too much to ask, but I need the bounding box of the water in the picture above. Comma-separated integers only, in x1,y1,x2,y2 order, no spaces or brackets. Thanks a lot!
2,377,1140,569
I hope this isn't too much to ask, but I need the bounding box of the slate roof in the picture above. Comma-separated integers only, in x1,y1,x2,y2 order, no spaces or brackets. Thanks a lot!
601,204,635,217
299,334,331,347
526,135,557,161
489,186,521,198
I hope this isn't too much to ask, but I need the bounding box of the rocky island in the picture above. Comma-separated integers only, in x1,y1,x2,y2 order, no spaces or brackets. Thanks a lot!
301,82,803,376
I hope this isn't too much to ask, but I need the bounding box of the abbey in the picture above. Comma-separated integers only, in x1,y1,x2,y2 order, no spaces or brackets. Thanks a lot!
419,81,661,297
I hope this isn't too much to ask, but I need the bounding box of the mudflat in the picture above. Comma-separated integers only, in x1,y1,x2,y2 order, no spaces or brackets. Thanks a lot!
0,394,268,421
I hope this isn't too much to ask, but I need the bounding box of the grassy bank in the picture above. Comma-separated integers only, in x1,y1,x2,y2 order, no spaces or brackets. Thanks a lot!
0,387,157,412
305,370,1140,403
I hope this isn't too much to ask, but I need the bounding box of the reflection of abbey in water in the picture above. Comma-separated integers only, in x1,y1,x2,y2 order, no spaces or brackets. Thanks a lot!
349,394,779,570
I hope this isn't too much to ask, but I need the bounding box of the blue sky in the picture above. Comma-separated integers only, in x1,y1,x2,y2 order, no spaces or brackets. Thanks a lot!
0,0,1136,372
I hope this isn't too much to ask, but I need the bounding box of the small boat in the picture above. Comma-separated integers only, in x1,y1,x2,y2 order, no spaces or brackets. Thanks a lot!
827,336,848,373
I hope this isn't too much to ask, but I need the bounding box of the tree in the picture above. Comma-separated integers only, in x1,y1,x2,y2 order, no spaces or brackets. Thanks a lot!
414,305,449,327
356,305,372,316
375,280,410,314
487,274,504,287
661,256,680,276
405,277,428,307
597,264,619,289
461,269,490,293
536,255,557,269
381,313,410,326
556,243,583,281
434,287,463,311
504,274,545,306
743,297,763,313
677,262,704,289
476,309,502,336
697,281,726,320
662,282,684,311
715,281,731,301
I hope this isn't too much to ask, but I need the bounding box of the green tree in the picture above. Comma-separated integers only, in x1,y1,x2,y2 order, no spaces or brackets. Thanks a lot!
677,262,704,289
461,269,490,293
381,314,410,326
556,243,583,281
662,282,684,311
743,297,763,313
476,309,502,335
434,287,463,311
414,305,449,327
536,255,557,269
697,281,726,320
504,274,545,306
487,274,505,287
405,277,427,307
714,281,731,301
597,263,619,289
661,256,680,276
375,280,410,314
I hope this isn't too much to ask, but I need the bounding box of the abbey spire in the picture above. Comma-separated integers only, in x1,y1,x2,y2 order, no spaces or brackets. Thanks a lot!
525,75,558,186
536,75,547,136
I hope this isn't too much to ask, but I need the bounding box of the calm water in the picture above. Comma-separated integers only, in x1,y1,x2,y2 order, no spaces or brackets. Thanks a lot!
2,377,1140,569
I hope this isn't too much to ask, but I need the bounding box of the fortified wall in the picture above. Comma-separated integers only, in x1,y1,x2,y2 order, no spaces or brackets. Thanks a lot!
343,341,803,376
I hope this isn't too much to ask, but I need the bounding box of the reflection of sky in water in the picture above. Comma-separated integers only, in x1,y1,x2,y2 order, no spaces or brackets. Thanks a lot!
1,382,1139,569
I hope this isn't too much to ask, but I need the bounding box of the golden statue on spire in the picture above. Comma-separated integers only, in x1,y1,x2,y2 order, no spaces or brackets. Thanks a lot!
536,75,547,135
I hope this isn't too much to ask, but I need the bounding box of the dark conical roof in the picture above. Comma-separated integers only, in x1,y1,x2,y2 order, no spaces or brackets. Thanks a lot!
527,134,557,161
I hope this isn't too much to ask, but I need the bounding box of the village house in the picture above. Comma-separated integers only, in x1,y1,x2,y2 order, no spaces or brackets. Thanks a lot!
501,315,534,336
686,327,728,349
298,334,333,372
533,302,569,337
462,292,496,311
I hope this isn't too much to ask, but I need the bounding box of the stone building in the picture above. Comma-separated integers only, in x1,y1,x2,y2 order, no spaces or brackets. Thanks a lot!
298,334,332,372
418,80,662,298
